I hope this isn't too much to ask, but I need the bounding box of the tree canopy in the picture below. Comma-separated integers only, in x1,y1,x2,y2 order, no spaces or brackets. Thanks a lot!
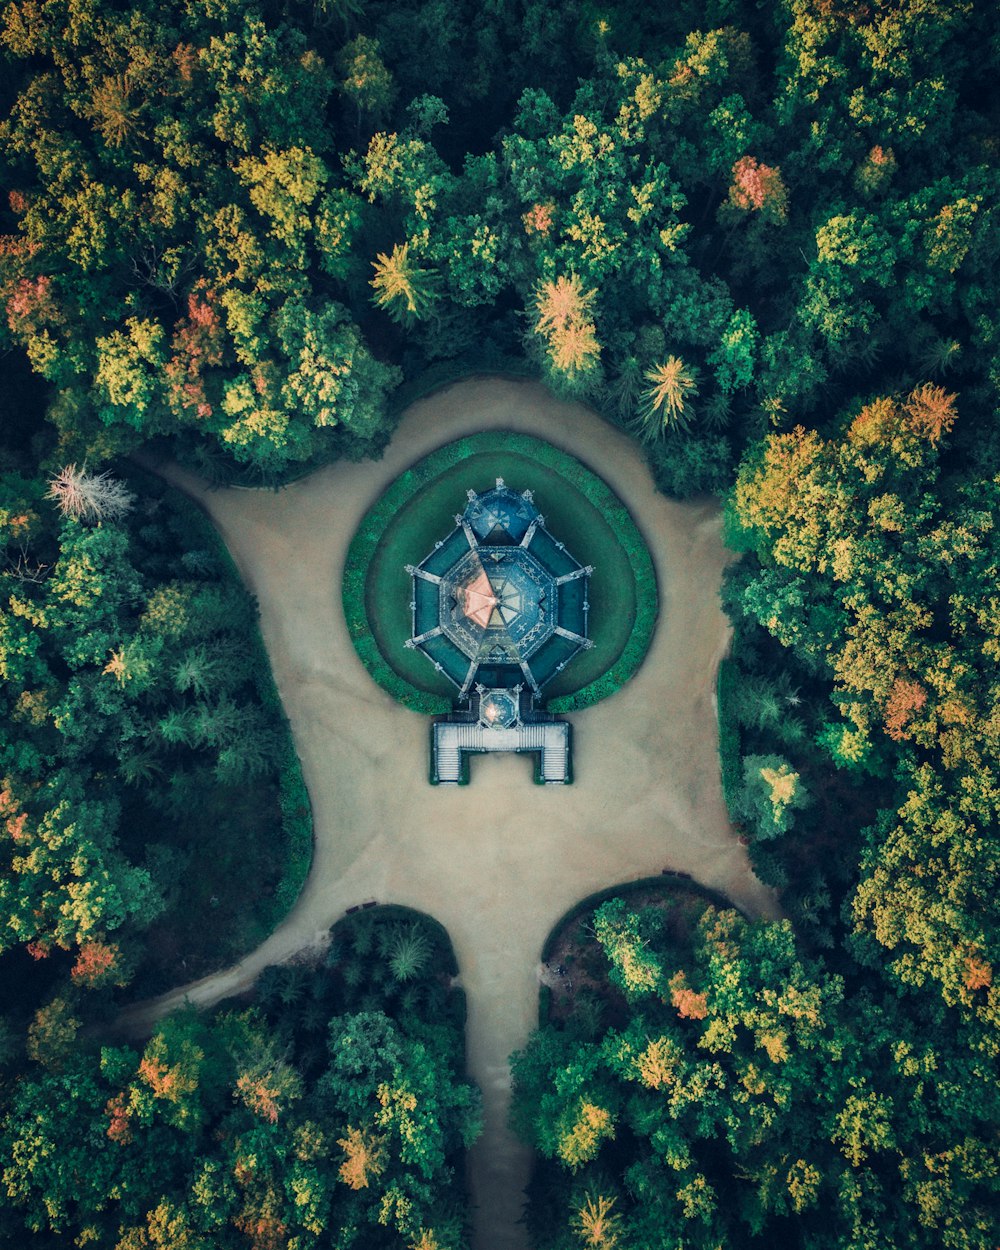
0,910,480,1249
513,896,999,1249
0,0,997,1243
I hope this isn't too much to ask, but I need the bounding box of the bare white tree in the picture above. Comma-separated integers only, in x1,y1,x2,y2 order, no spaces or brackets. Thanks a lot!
46,464,135,523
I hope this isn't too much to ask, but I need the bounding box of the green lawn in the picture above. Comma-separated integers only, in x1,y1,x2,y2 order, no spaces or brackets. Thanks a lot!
364,445,642,702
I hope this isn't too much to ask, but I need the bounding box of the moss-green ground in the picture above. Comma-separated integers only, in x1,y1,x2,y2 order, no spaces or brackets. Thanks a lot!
366,451,637,701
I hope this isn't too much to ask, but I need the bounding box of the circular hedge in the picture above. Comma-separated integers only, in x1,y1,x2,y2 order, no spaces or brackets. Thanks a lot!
342,431,657,714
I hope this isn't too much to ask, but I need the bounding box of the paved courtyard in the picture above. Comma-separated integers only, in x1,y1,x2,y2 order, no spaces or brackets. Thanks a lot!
129,378,779,1248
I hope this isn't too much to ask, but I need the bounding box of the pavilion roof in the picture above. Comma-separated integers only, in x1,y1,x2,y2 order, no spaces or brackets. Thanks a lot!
460,567,498,630
407,483,591,696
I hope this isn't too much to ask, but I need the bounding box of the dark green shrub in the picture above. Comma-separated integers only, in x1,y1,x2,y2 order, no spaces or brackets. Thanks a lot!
716,657,742,815
162,485,314,941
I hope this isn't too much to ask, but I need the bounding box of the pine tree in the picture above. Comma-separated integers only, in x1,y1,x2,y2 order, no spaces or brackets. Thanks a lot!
633,357,699,437
370,243,439,324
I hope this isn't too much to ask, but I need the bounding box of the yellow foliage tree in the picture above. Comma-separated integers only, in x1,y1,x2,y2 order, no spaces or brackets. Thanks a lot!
635,356,699,437
557,1099,615,1169
370,242,438,324
571,1192,622,1248
533,274,601,377
337,1125,388,1190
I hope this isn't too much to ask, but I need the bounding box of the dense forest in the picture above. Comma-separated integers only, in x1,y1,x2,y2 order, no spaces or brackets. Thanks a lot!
0,908,480,1247
0,0,997,1245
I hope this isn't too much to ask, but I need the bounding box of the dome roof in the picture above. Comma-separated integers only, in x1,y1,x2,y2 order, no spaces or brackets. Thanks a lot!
462,480,538,544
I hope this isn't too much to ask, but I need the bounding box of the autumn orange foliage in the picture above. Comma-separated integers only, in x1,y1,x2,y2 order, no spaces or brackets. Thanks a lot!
5,275,61,334
232,1211,289,1250
533,274,600,375
235,1071,281,1124
964,956,992,992
5,809,28,842
105,1092,134,1144
522,202,555,235
729,156,788,221
848,386,957,458
337,1125,387,1190
166,289,224,419
172,42,199,82
138,1055,176,1097
71,939,124,988
904,383,958,443
883,678,928,741
668,971,709,1020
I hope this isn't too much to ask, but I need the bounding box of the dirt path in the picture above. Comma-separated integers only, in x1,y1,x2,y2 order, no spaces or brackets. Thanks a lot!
127,378,779,1249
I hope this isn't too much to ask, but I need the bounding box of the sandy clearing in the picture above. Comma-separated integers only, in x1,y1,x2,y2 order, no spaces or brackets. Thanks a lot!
126,378,780,1249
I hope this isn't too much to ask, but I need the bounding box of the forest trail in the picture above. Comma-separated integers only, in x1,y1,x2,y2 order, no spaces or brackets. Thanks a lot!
127,378,780,1250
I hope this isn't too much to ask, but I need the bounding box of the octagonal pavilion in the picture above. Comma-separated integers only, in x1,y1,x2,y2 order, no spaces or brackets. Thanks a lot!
405,479,592,698
405,479,593,784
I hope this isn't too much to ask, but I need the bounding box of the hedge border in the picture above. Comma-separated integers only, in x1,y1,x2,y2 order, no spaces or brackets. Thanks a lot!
716,656,742,817
342,430,658,716
329,902,461,979
144,472,315,935
539,873,748,964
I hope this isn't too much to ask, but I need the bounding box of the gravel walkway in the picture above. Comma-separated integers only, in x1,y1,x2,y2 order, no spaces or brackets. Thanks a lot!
126,378,779,1248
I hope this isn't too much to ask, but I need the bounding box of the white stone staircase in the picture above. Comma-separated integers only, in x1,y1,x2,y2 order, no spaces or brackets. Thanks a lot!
433,720,569,784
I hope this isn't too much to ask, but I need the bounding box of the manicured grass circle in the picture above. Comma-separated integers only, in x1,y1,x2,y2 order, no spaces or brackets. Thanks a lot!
342,432,657,713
